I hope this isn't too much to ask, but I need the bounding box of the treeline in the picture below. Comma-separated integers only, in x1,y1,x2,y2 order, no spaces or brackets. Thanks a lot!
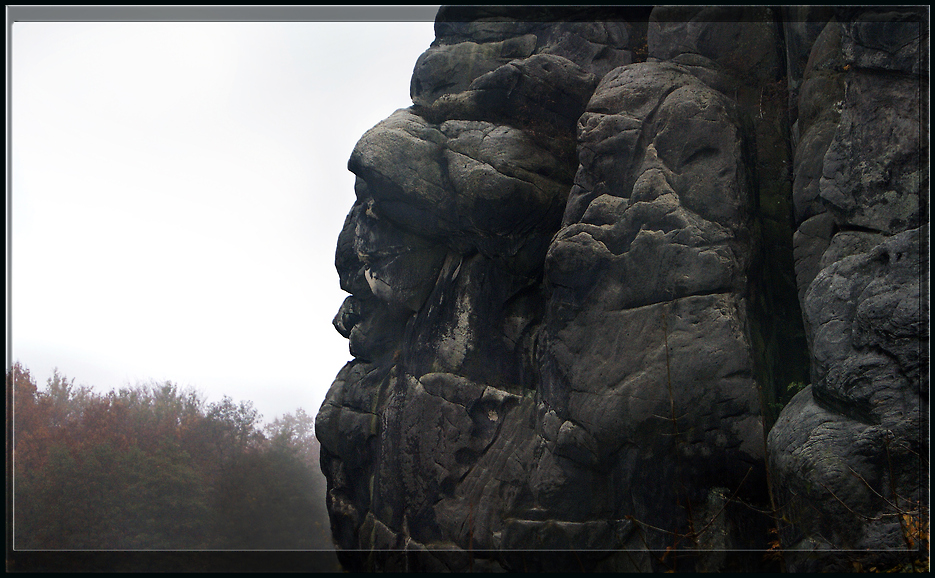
9,362,333,551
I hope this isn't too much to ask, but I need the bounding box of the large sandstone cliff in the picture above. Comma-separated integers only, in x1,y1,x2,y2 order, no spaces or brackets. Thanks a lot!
316,6,928,572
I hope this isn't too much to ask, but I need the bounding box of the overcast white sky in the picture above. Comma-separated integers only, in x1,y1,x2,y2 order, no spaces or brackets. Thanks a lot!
9,14,438,423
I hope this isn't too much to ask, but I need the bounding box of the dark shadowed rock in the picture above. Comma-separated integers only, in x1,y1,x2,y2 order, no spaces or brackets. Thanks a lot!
317,6,928,573
768,5,929,572
770,229,928,571
410,35,538,107
531,57,771,567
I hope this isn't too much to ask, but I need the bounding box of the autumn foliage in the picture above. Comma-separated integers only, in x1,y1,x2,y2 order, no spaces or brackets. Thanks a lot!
9,362,332,551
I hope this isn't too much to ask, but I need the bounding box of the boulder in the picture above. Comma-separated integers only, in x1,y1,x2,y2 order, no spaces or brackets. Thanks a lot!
769,6,929,571
317,6,928,572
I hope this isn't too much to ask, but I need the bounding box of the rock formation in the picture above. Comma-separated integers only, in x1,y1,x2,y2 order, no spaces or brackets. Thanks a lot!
767,7,929,572
317,6,928,572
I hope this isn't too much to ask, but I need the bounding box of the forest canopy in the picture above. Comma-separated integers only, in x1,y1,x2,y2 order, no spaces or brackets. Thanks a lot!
8,362,333,552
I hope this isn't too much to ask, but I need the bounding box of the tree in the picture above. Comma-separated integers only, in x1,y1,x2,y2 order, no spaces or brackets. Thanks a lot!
261,408,332,549
9,363,334,552
206,397,263,451
43,369,95,428
11,362,49,474
264,408,319,468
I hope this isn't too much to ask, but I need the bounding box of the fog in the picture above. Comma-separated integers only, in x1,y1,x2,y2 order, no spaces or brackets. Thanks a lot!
9,10,439,423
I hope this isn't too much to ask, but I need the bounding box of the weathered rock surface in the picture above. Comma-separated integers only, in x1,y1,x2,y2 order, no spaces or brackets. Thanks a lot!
317,6,928,572
766,7,929,572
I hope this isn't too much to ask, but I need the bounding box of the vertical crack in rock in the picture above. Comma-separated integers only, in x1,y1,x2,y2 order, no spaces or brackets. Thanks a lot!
317,6,928,573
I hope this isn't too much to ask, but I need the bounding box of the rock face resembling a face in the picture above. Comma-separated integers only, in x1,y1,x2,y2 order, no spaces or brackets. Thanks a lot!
317,6,927,573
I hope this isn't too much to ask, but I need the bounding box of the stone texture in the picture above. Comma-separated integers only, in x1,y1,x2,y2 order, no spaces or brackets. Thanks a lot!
531,56,771,568
818,70,924,234
317,6,928,573
781,6,838,128
767,7,929,571
770,230,928,571
648,6,813,425
410,35,538,108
